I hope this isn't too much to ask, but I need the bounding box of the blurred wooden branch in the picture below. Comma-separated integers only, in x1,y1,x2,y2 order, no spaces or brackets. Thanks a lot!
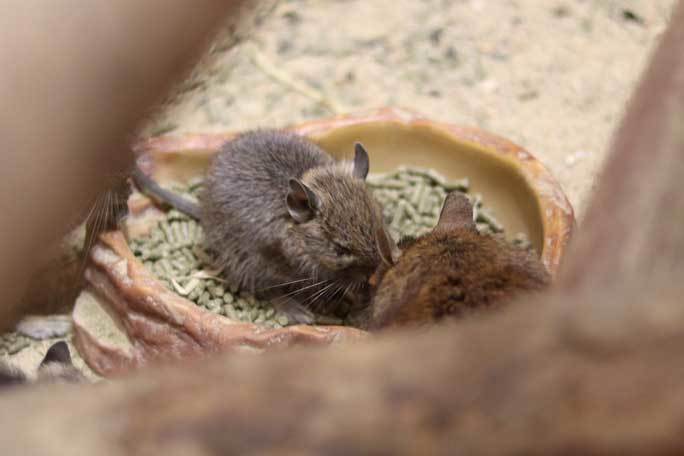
3,0,684,454
0,0,246,330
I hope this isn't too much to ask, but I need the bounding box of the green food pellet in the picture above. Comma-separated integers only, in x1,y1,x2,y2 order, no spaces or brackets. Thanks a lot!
160,223,175,243
171,259,188,274
476,209,503,232
171,222,183,244
180,247,195,263
159,259,174,276
391,201,406,227
207,300,222,313
424,169,445,186
225,306,239,320
166,209,184,221
180,221,190,240
247,308,258,321
403,200,420,221
444,178,469,191
7,340,29,354
213,286,225,297
188,288,200,301
378,178,407,189
417,188,434,214
150,228,164,242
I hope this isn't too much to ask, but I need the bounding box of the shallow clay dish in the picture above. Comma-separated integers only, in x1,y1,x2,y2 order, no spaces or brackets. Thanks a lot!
73,107,574,376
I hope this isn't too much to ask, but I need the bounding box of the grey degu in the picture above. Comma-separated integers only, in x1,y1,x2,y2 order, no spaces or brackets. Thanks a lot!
133,130,397,319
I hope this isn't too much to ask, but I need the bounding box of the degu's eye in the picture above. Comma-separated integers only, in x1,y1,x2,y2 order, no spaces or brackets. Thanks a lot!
334,244,353,256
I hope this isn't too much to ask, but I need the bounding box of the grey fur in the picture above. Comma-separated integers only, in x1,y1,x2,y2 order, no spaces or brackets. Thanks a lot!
201,130,392,315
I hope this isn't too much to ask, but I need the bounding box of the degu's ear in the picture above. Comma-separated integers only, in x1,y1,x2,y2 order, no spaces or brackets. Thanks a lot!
376,226,401,266
352,142,370,180
40,341,73,368
287,179,319,223
435,191,476,233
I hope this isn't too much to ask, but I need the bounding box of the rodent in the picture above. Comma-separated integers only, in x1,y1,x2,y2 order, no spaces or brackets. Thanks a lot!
133,130,397,320
0,341,85,388
352,191,551,330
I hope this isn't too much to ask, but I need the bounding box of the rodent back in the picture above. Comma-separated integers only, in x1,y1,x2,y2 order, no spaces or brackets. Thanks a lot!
202,130,334,223
369,230,549,328
365,191,550,329
200,130,336,292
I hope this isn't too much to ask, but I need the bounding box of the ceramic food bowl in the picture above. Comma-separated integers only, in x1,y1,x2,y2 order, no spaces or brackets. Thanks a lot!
73,107,575,376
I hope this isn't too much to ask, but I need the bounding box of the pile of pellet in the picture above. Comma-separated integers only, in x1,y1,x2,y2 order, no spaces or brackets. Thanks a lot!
129,179,293,327
369,167,491,238
368,166,531,248
129,167,530,327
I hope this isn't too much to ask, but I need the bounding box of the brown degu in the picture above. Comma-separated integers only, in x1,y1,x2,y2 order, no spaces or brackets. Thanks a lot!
0,341,85,388
134,130,396,320
356,191,551,330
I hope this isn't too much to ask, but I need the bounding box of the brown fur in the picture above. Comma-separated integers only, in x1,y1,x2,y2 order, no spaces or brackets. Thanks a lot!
358,192,550,329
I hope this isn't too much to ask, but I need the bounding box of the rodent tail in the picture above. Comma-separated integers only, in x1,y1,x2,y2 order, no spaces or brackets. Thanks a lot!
131,165,202,219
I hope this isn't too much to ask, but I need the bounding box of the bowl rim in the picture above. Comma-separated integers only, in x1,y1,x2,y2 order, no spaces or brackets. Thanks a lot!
134,106,575,276
75,108,576,375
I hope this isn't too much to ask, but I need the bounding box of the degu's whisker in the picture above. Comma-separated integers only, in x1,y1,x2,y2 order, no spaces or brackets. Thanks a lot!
305,281,337,310
277,279,330,300
324,283,346,310
259,277,315,291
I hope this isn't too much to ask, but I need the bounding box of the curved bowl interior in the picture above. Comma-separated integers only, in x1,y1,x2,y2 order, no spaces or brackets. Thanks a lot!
309,123,543,253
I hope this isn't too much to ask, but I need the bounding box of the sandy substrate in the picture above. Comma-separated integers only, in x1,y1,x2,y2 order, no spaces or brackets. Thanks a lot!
146,0,676,219
3,0,677,377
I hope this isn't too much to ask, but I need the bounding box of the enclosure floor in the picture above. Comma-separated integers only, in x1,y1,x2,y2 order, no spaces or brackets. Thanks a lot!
146,0,675,219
